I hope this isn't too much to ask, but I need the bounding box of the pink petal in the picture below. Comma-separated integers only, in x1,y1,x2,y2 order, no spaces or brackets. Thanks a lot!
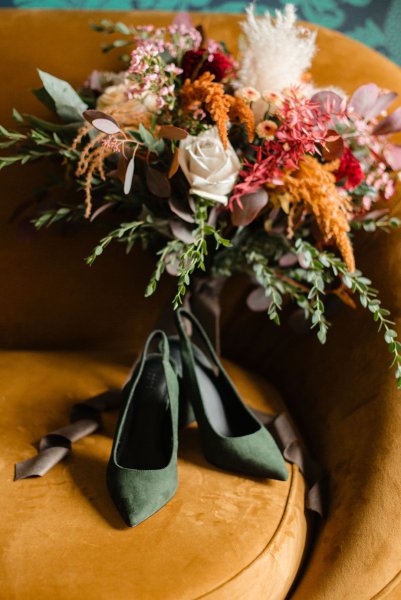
311,91,344,115
373,107,401,135
349,83,380,117
365,91,397,120
383,143,401,170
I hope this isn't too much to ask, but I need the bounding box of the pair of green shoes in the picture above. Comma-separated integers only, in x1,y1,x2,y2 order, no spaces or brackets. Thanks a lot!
107,308,288,527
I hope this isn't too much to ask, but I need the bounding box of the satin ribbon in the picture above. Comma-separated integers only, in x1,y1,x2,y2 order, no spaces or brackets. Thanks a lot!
252,409,324,517
14,390,121,480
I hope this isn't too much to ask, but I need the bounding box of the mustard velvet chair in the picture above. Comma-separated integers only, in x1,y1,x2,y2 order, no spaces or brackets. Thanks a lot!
0,10,401,600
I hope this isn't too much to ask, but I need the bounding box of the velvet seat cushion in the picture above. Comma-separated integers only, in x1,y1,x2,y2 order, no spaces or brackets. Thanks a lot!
0,350,307,600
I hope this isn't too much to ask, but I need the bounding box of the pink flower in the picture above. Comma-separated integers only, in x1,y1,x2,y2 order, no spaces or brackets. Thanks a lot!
230,89,337,208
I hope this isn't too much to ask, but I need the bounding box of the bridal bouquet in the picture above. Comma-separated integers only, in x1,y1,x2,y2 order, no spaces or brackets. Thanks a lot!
2,6,401,383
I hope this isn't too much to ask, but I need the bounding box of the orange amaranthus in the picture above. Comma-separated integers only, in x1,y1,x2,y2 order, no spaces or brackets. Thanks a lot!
282,155,355,272
71,102,152,218
180,72,254,147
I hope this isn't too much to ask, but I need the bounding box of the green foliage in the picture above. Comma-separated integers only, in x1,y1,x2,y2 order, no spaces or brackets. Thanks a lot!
37,70,87,122
0,120,78,171
0,125,25,149
295,239,401,388
90,20,133,36
32,207,76,229
86,221,146,265
351,215,401,233
90,20,136,59
145,199,231,307
136,124,165,156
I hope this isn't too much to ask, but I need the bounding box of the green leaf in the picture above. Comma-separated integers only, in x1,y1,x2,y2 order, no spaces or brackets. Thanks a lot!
23,114,82,134
317,327,327,344
32,87,57,113
37,70,87,123
115,22,131,34
138,123,154,147
12,108,23,123
360,294,368,308
102,40,132,54
342,274,352,288
385,329,397,344
0,155,24,170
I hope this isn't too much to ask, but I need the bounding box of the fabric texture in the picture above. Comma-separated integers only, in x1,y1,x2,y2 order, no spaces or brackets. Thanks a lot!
1,9,401,599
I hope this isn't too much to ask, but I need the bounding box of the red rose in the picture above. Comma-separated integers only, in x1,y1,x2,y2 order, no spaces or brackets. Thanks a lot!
336,146,365,190
181,49,234,82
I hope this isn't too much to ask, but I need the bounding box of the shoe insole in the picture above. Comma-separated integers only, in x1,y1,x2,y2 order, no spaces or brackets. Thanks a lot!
189,344,259,438
118,357,171,470
195,363,236,437
168,338,258,437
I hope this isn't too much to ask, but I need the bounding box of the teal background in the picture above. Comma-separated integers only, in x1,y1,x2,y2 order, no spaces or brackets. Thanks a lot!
1,0,400,66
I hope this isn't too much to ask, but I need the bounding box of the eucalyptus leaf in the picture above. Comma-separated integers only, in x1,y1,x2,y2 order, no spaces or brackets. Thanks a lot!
124,157,135,195
83,110,121,135
33,87,57,113
147,167,171,198
138,124,154,147
12,108,23,123
24,114,82,134
38,69,87,123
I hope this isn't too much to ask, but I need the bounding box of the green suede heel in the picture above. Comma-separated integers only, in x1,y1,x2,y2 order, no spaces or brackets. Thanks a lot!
107,331,179,527
167,336,196,428
174,309,288,481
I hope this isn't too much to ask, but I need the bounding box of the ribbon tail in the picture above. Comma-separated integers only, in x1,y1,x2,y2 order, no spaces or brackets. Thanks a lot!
14,390,121,480
249,407,325,518
15,446,70,480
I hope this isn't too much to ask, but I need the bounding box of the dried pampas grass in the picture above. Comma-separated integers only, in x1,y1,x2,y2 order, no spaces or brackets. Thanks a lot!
238,4,316,93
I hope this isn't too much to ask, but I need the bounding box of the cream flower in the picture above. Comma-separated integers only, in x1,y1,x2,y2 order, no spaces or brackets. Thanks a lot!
97,84,130,110
261,90,284,115
235,87,261,104
178,127,241,205
256,119,278,139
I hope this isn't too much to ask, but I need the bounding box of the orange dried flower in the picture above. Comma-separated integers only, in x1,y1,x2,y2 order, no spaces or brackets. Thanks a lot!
228,96,255,143
181,72,254,147
282,155,355,272
71,103,151,218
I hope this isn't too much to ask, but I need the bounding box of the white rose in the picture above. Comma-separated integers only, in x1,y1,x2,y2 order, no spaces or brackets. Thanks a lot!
178,127,241,205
